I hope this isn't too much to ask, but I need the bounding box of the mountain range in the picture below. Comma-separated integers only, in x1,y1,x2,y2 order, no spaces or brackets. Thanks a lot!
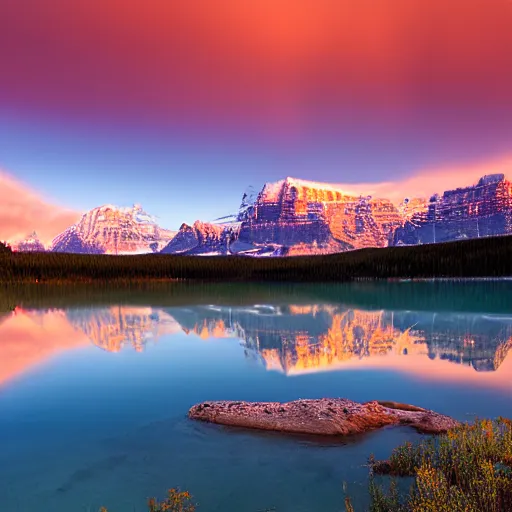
52,204,176,255
10,173,512,256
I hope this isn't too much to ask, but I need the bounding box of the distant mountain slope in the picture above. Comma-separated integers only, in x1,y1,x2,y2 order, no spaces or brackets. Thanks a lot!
162,174,512,256
160,221,234,255
392,174,512,245
13,232,46,252
51,204,176,254
237,177,410,253
51,226,103,254
17,173,512,256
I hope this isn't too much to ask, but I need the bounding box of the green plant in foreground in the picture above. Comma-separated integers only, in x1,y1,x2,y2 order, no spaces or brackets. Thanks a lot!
101,488,196,512
366,418,512,512
147,488,196,512
364,478,409,512
100,419,512,511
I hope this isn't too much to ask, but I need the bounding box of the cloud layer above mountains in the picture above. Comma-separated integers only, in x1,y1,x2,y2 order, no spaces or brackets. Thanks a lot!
0,172,80,245
339,155,512,202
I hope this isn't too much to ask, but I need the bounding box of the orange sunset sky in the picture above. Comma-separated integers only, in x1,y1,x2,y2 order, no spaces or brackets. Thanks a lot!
0,0,511,240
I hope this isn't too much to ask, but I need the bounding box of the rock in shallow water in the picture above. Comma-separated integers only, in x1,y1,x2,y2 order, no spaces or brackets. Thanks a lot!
188,398,459,436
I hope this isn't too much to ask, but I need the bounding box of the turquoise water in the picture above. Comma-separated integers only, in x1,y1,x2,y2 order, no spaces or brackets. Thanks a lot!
0,282,511,511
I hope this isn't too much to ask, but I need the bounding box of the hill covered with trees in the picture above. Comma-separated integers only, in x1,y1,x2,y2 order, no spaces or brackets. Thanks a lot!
0,234,511,283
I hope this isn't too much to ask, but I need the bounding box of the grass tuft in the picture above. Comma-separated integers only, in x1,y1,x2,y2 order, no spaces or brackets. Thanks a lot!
366,418,512,511
101,488,196,512
102,419,512,511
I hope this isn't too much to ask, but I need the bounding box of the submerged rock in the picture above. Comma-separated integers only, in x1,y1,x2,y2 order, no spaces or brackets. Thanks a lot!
188,398,459,436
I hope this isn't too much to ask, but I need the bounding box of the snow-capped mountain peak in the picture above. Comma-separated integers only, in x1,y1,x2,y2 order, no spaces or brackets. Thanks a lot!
13,231,46,252
212,185,258,226
51,204,176,255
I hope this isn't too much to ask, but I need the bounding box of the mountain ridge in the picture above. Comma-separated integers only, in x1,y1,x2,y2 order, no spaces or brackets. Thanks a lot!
22,172,512,256
160,173,512,256
50,204,176,255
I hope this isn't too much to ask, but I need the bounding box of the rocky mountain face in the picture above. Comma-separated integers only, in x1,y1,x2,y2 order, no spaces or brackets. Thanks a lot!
208,173,511,256
392,174,512,245
160,220,235,255
51,204,176,255
51,226,104,254
35,173,512,257
237,177,409,254
163,177,416,256
13,232,46,252
213,185,258,225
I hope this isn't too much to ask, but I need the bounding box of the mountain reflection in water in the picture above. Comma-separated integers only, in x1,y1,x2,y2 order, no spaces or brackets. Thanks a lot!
1,283,511,512
2,297,512,387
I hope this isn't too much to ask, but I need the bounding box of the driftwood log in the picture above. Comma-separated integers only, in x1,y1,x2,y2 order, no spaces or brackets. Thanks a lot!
188,398,459,436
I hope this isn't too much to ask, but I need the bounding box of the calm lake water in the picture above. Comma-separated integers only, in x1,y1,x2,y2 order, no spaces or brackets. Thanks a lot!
1,281,512,512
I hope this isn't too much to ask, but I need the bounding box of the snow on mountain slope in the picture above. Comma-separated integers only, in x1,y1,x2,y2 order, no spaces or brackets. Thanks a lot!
51,204,176,254
213,185,258,225
22,173,512,257
259,177,351,203
13,231,46,252
160,220,234,255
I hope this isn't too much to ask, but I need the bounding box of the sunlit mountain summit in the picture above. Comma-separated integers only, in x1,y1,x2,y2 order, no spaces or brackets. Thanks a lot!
163,173,512,256
51,204,176,254
19,172,512,257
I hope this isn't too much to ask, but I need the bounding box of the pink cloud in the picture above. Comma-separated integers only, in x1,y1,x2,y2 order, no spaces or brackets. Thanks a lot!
311,154,512,202
0,171,81,247
372,155,512,201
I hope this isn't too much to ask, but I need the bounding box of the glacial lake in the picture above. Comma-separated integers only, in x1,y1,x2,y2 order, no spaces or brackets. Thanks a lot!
1,281,512,512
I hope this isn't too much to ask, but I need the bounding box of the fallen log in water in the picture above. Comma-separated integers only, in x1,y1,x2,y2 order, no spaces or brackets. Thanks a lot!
188,398,459,436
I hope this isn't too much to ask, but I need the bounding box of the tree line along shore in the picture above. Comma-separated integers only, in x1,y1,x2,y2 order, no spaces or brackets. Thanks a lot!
0,234,511,283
